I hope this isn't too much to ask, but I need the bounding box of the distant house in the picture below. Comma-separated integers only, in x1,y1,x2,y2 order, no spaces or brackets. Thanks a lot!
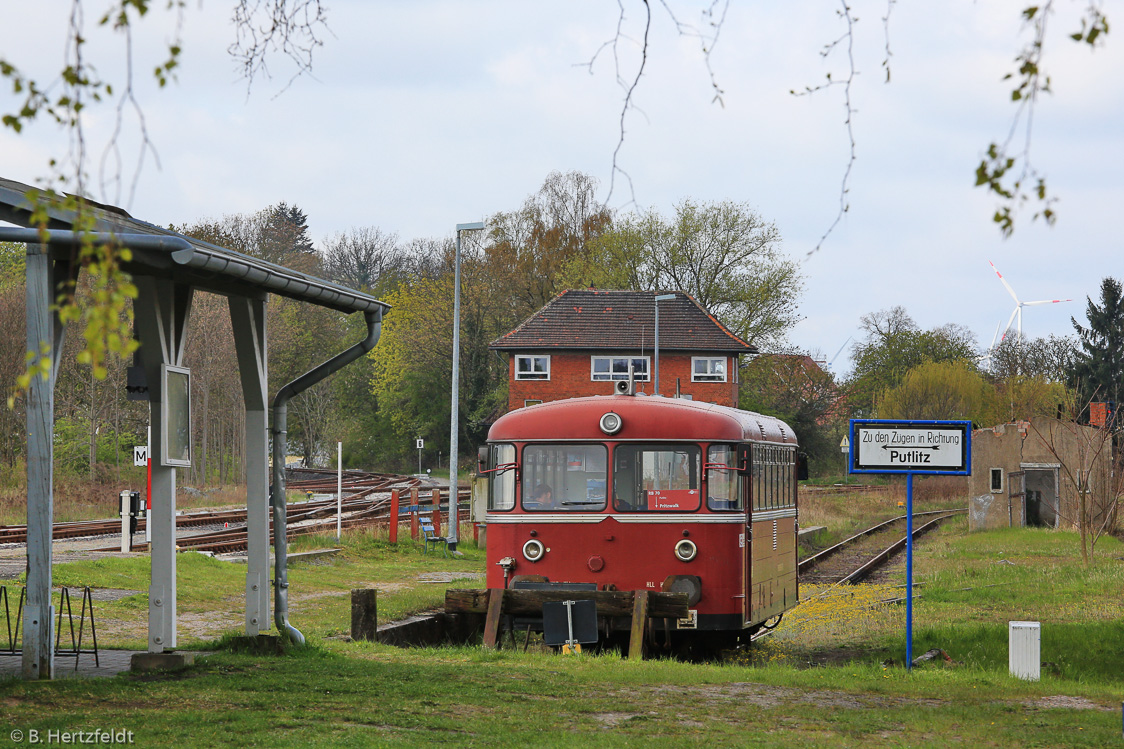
968,417,1114,532
489,289,755,413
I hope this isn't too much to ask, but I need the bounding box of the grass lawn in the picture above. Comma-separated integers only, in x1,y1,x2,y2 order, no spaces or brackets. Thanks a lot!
1,496,1121,746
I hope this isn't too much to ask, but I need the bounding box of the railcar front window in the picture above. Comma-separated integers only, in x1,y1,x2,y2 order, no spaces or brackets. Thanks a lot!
487,443,516,511
613,444,701,512
707,445,742,511
521,444,607,511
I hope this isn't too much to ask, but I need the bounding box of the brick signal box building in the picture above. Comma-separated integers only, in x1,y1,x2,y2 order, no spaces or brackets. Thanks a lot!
489,289,756,413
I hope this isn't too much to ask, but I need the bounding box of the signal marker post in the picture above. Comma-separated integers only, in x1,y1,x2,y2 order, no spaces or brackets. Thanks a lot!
848,419,971,670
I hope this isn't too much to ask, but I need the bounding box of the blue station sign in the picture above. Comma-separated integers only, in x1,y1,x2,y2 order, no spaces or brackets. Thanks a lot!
850,419,971,475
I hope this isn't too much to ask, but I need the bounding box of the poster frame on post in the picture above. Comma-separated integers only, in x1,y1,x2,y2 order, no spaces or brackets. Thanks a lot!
160,364,192,468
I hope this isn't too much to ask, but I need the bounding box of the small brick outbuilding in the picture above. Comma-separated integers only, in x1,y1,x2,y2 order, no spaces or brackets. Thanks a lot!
968,417,1114,532
489,289,755,413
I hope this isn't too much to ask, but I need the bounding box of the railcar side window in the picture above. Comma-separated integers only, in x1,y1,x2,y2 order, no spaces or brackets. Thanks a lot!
749,445,797,511
613,444,701,512
521,444,607,511
706,444,742,511
770,447,778,509
751,446,762,511
487,443,516,511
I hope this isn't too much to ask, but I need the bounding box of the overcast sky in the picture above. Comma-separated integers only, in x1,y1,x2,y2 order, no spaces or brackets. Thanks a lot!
2,2,1121,374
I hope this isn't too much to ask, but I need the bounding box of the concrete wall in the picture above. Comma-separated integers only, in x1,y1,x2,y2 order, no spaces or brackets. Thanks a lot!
969,418,1113,532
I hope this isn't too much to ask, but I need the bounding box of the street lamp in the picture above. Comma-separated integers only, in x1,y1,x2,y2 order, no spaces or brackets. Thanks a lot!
449,220,485,552
654,293,676,395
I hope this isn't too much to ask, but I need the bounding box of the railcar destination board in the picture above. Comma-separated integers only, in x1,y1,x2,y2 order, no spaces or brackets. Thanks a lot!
849,419,971,475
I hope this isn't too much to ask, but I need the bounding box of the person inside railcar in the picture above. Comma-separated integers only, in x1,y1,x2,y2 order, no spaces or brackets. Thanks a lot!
525,483,554,510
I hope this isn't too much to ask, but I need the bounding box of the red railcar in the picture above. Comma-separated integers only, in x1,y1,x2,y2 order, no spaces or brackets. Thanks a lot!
480,391,800,652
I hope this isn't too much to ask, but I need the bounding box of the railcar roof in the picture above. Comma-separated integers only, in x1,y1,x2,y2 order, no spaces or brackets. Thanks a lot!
488,395,797,445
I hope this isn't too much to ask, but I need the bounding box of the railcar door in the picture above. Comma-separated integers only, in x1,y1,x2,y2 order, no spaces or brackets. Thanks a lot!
741,444,754,626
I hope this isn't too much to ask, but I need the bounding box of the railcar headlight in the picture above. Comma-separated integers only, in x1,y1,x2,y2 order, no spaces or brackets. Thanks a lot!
674,539,698,562
599,412,622,435
522,539,546,562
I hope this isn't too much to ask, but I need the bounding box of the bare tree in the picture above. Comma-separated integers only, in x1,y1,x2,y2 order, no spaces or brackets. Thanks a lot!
320,227,405,294
859,306,916,342
1031,397,1120,566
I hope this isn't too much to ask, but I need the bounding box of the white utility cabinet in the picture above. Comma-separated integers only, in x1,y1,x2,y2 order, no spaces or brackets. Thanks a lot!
1009,621,1041,681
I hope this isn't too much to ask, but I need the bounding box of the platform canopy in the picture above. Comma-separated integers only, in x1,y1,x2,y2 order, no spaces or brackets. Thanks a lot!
0,176,387,315
2,175,388,679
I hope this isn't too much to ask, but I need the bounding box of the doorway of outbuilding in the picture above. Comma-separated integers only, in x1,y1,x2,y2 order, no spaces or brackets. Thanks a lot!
1023,468,1059,528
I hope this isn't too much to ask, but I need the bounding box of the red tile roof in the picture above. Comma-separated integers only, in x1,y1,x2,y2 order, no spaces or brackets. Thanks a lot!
489,289,756,353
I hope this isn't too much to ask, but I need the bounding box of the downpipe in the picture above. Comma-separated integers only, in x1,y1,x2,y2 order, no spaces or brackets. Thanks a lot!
271,310,382,645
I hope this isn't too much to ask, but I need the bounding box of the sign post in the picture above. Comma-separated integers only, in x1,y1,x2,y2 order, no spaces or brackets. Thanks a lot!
135,431,152,543
416,438,424,475
848,419,971,670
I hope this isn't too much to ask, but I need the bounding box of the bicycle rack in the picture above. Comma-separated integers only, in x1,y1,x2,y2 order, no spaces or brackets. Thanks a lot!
0,586,100,671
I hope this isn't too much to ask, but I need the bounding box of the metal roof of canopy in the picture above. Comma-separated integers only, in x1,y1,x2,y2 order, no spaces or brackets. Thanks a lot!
0,176,389,315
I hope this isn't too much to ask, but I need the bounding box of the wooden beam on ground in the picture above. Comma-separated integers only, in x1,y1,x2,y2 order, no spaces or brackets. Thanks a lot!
482,588,505,649
350,589,378,642
629,591,649,660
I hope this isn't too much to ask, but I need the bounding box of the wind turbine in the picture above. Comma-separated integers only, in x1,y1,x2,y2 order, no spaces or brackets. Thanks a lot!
978,322,1002,371
988,261,1071,344
825,336,852,371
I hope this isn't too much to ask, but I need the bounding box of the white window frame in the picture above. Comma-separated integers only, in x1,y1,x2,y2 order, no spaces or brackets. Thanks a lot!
515,355,550,381
590,356,650,382
691,356,727,382
989,468,1003,493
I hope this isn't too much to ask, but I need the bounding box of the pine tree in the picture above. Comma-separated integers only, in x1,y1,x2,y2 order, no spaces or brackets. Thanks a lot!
257,202,316,267
1070,277,1124,419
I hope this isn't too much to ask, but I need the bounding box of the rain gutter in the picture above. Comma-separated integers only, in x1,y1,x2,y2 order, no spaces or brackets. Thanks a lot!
270,309,383,644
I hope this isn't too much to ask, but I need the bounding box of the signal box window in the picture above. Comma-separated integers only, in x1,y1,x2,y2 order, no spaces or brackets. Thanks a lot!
692,357,727,382
707,444,743,511
591,356,650,382
613,444,700,512
487,443,516,511
521,444,607,511
989,468,1003,493
515,355,550,380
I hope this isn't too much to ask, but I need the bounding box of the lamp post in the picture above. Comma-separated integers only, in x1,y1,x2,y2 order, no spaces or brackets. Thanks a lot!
654,293,676,395
449,220,485,552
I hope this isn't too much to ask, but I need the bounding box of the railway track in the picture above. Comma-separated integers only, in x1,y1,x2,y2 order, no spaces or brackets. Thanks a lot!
0,471,427,547
797,508,967,585
799,483,895,496
118,488,471,555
